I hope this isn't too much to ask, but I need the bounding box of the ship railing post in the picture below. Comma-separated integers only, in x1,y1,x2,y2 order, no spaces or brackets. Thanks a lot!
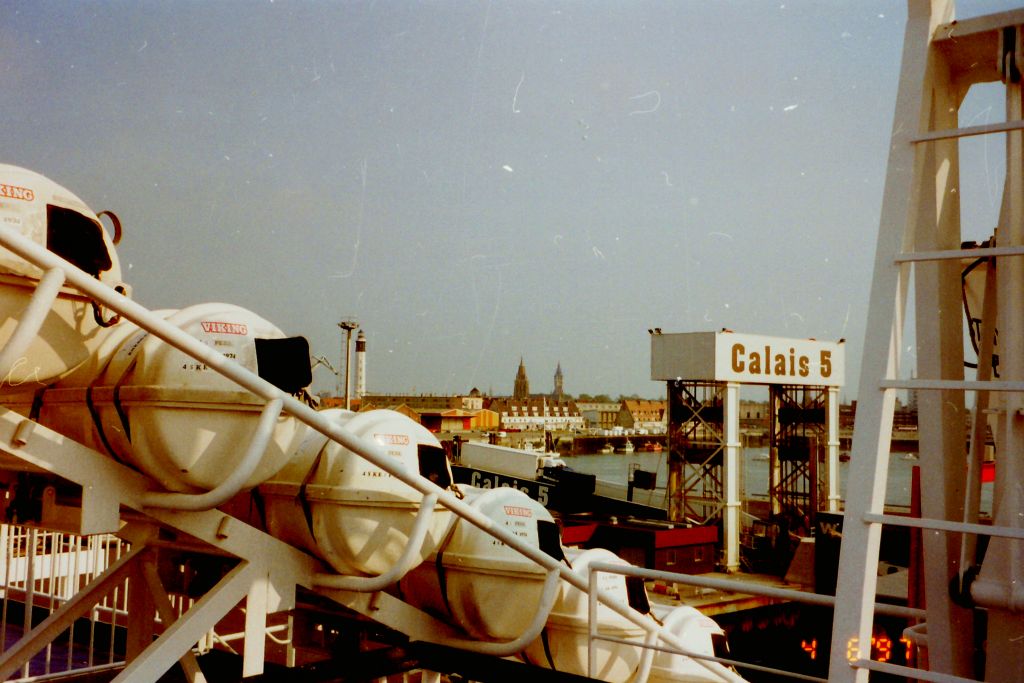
724,382,741,572
587,563,598,678
0,544,146,681
242,569,269,678
826,386,841,513
633,628,658,683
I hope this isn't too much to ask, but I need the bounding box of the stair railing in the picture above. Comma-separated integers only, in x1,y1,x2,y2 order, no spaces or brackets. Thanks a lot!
0,225,744,682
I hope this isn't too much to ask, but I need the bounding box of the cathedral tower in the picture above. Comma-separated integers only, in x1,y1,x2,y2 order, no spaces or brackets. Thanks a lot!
513,357,530,399
552,362,564,401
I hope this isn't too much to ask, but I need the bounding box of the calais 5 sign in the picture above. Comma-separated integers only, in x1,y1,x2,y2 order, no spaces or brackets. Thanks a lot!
717,333,842,386
651,331,844,387
728,342,833,381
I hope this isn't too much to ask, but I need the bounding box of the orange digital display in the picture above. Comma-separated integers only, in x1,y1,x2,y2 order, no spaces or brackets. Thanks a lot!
798,635,912,663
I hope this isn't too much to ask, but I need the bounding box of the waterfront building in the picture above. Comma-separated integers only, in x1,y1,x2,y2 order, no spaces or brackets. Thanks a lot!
318,395,363,411
416,406,498,433
345,361,584,434
617,399,667,433
416,409,477,433
576,401,620,432
360,392,481,412
739,399,770,431
487,396,584,432
490,358,584,432
349,401,420,424
462,387,484,410
467,407,499,430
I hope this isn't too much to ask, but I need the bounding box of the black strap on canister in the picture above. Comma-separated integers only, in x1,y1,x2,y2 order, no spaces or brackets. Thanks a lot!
296,449,326,541
109,354,139,444
431,517,462,620
434,549,452,617
249,486,268,530
86,384,125,464
29,385,49,422
539,627,558,671
83,348,137,465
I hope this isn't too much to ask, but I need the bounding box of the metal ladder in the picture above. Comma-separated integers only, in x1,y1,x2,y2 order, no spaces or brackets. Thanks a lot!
829,3,1024,682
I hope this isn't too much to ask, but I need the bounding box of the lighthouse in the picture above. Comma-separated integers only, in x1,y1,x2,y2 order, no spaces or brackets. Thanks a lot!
355,329,366,398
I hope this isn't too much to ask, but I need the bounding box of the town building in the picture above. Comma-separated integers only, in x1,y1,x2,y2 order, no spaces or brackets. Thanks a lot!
487,396,584,432
491,359,584,432
353,392,494,433
576,402,620,432
617,399,667,433
417,408,498,433
332,359,596,434
360,392,480,412
739,399,770,431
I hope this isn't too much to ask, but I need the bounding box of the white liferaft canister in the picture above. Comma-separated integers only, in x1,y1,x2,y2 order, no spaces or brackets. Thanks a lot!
56,303,305,492
8,315,160,449
0,164,127,390
647,605,730,683
399,485,557,642
260,408,455,578
522,547,647,682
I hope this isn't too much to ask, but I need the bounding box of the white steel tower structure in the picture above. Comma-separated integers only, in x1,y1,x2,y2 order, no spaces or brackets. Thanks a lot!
829,3,1024,681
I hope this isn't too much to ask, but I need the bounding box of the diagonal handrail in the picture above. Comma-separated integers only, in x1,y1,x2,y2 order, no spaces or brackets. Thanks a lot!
0,543,147,680
0,226,743,680
0,266,65,377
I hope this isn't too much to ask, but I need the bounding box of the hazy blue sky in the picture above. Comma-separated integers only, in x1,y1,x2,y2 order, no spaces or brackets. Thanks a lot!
2,1,1015,400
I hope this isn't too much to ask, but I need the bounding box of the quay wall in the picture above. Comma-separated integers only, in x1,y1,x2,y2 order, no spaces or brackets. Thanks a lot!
445,428,925,455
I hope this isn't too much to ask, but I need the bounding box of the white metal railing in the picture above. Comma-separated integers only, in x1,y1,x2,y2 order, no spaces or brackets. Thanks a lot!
0,226,745,681
0,524,227,681
587,561,927,683
0,527,130,679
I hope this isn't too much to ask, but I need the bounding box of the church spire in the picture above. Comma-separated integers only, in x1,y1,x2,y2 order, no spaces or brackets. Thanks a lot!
552,362,565,401
513,357,530,399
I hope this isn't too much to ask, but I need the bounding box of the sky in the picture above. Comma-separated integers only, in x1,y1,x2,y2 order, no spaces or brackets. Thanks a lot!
2,1,1017,401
